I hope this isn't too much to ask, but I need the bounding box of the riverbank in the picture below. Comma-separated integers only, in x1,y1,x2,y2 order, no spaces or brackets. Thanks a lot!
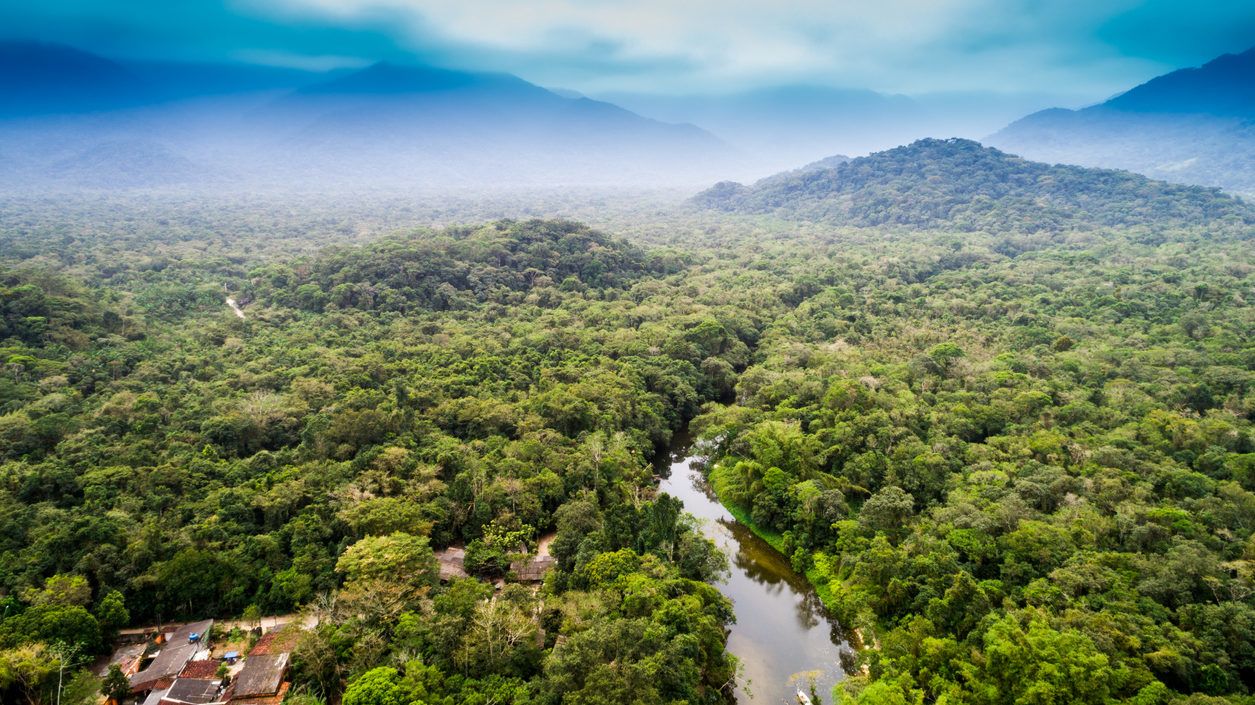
706,464,836,605
705,462,876,654
660,443,849,703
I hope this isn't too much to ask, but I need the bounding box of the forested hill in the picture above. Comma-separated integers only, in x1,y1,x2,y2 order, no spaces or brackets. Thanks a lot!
1,197,1254,704
692,138,1254,231
250,219,673,313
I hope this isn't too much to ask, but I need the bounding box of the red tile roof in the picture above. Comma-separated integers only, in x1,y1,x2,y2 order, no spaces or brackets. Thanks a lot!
247,633,277,656
179,661,220,679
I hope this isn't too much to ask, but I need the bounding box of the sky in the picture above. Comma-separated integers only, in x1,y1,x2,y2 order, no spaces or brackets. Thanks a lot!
4,0,1254,99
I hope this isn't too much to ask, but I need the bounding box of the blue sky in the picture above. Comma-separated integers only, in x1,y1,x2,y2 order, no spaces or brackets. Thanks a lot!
4,0,1253,98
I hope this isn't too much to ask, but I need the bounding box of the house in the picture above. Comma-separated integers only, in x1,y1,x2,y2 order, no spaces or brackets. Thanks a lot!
509,555,556,583
226,628,294,705
129,620,214,695
179,660,221,679
230,654,289,702
92,642,145,678
159,677,224,705
436,546,468,581
141,687,171,705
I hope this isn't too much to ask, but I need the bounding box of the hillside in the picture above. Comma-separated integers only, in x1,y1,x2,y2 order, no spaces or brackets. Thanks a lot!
603,86,923,170
990,47,1255,195
692,138,1253,231
2,195,1253,705
254,219,671,312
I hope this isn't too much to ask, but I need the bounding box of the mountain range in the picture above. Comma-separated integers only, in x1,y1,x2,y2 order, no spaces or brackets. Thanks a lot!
3,39,1253,196
989,47,1255,196
0,41,736,192
692,138,1253,231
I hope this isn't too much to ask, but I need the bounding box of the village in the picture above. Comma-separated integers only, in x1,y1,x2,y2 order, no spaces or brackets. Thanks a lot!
93,618,296,705
93,540,557,705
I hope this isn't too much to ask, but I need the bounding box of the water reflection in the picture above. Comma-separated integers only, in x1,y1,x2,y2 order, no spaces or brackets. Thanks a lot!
658,445,849,704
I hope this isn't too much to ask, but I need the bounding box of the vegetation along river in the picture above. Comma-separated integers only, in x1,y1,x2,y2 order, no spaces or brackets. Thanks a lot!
658,434,851,704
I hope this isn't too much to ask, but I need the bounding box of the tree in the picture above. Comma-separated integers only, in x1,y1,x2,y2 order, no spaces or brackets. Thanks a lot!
22,575,91,608
0,643,56,705
970,614,1115,705
241,604,262,631
100,664,130,704
336,533,438,588
342,667,408,705
152,549,237,617
859,486,915,540
0,605,101,656
94,591,129,640
335,533,438,620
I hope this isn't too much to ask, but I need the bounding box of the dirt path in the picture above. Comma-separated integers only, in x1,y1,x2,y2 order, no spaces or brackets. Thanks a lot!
116,612,316,637
537,532,556,558
226,297,246,320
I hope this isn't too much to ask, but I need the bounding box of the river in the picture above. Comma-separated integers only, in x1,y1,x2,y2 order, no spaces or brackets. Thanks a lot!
657,435,850,704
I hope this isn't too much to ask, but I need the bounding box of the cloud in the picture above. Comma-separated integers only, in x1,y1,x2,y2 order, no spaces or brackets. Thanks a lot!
242,0,1254,95
4,0,1253,97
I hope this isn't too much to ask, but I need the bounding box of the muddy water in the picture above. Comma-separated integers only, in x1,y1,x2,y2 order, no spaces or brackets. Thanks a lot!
658,438,849,704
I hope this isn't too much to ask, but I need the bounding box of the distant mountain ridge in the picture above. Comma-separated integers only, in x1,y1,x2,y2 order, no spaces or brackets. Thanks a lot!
1105,47,1255,116
990,47,1255,195
0,41,737,191
693,138,1253,231
0,40,151,115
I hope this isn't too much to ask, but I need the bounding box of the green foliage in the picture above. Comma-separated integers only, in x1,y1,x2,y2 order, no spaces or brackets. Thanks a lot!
2,193,1252,704
695,138,1255,232
693,212,1255,702
101,663,130,702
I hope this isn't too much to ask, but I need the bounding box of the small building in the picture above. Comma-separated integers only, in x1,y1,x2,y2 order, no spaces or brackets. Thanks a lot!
160,677,224,705
436,546,468,581
141,687,170,705
92,642,146,678
179,660,221,680
225,625,296,705
230,654,289,702
510,555,556,583
130,620,214,695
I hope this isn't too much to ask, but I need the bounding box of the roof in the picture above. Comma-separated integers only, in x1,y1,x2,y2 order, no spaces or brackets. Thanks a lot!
160,677,223,705
92,642,145,677
246,632,277,656
130,643,198,691
179,660,220,679
437,546,468,581
231,654,289,699
130,620,214,692
229,681,290,705
142,687,171,705
161,678,222,705
171,620,215,644
510,555,556,582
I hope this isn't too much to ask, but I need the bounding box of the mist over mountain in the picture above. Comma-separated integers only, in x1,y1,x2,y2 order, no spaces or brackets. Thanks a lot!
0,42,739,193
990,47,1255,195
693,137,1253,230
602,86,1077,172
